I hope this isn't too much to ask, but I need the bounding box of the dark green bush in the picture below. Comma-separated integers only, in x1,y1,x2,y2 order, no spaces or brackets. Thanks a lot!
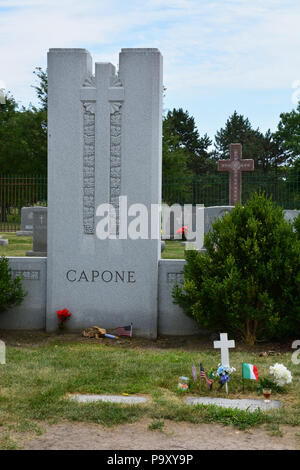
0,256,26,313
173,193,300,344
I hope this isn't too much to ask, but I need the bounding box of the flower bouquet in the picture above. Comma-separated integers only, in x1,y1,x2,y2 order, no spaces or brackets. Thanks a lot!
215,364,236,392
257,363,292,395
56,308,72,331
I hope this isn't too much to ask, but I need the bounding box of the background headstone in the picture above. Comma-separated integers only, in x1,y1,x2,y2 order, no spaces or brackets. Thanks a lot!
26,207,47,256
16,207,35,236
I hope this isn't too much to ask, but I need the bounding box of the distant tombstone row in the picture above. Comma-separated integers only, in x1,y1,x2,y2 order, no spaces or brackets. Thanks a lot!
17,205,299,259
162,205,300,250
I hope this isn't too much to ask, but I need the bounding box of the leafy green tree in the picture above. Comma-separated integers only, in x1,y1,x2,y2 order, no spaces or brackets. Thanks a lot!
274,102,300,161
215,111,260,158
32,67,48,111
173,193,300,345
0,69,47,175
163,108,215,176
215,111,288,171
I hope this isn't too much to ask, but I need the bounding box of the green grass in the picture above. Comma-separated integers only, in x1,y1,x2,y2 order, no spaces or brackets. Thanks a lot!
162,240,185,259
0,233,32,257
0,336,299,449
0,234,184,259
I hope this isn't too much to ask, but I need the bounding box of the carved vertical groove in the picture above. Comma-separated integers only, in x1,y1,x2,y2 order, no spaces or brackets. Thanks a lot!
110,103,122,235
83,102,95,234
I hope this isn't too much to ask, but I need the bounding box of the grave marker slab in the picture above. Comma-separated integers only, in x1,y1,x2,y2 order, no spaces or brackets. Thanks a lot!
16,207,34,236
26,207,47,256
186,397,282,412
70,394,148,404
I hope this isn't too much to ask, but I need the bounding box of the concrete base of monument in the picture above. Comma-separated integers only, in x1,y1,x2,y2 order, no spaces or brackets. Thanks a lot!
186,396,282,412
16,231,33,236
26,251,47,257
69,394,148,404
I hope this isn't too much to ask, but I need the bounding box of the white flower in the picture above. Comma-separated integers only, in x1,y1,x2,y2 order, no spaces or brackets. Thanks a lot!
269,363,292,387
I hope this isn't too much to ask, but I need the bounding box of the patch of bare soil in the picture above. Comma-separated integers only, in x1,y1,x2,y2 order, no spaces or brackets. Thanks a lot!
22,419,300,450
0,330,293,353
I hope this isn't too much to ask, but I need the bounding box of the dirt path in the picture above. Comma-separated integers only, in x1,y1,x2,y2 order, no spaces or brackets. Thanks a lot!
23,419,300,450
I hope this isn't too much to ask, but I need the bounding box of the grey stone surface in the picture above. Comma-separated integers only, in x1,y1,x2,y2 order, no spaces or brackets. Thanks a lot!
0,257,47,329
26,207,47,257
47,48,162,337
186,396,282,412
16,231,33,237
21,207,35,231
204,206,234,235
70,394,148,404
284,209,300,223
0,239,8,245
158,259,200,335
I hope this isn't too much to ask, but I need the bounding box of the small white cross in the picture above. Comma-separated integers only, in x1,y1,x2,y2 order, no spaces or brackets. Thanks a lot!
214,333,235,367
0,340,6,365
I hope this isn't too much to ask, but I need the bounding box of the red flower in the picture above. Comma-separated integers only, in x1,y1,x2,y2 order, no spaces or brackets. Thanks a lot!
56,308,72,321
176,226,188,235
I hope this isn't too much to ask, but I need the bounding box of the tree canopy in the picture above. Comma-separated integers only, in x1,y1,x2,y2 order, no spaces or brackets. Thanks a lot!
214,111,286,171
0,68,47,175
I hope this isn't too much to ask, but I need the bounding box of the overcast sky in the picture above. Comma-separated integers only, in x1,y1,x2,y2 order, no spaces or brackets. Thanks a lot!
0,0,300,142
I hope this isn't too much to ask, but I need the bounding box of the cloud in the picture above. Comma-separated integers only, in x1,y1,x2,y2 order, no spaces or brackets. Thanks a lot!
0,0,299,113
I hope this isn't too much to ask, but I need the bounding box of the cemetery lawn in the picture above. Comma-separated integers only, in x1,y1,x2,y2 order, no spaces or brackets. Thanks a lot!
0,233,32,257
162,240,185,259
0,333,299,449
0,236,184,259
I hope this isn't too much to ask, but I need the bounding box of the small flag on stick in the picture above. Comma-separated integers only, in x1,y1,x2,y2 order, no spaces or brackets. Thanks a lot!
242,363,259,380
116,323,133,337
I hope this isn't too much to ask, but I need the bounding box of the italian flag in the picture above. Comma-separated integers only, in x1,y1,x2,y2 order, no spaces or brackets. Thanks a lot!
242,363,258,380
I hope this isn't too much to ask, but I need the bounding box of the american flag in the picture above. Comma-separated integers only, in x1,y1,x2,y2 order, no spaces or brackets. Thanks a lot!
116,324,132,337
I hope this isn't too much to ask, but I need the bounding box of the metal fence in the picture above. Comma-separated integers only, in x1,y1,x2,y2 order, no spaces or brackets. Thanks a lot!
163,171,300,209
0,176,47,232
1,171,300,232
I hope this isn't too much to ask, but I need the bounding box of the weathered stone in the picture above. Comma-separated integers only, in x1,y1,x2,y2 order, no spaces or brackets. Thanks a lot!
70,394,148,404
47,48,163,337
218,143,254,205
26,207,47,257
186,396,282,412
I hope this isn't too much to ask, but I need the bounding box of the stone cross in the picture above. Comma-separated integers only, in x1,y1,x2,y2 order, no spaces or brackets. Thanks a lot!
0,340,5,365
218,143,254,205
214,333,235,367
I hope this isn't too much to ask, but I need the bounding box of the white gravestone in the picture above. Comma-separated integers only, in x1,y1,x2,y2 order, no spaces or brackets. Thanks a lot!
47,48,162,337
0,340,5,364
213,333,235,367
